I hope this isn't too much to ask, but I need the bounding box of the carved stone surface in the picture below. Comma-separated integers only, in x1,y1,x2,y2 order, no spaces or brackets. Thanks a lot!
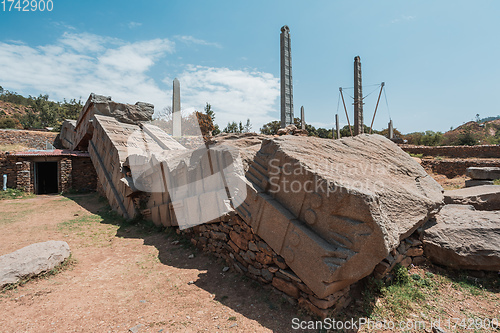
423,205,500,271
280,25,294,128
89,114,185,220
0,241,70,288
172,78,181,137
444,185,500,211
235,134,443,298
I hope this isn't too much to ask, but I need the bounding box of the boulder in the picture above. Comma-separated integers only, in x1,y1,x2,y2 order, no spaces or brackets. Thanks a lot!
444,185,500,211
423,205,500,271
465,179,494,187
466,167,500,180
0,241,71,288
277,124,297,136
235,134,444,297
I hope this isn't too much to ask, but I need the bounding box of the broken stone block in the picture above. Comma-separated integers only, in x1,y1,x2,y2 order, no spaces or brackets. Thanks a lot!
444,185,500,211
465,179,494,187
466,167,500,180
235,134,443,298
423,205,500,271
0,241,70,288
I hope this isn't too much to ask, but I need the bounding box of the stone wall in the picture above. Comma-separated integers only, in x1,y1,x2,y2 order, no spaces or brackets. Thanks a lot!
0,129,58,150
421,159,500,178
72,157,98,192
399,144,500,158
179,212,425,318
59,158,72,193
16,161,32,192
0,153,18,188
0,153,97,193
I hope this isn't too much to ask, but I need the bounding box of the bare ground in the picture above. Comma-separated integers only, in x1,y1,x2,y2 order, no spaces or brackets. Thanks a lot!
1,194,499,333
0,194,304,333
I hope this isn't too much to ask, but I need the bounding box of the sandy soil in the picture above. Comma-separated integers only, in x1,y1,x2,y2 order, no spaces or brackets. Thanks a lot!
0,194,303,333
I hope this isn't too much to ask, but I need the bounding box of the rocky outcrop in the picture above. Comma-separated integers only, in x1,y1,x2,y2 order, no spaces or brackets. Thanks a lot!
0,241,71,288
444,185,500,211
423,205,500,271
235,134,444,298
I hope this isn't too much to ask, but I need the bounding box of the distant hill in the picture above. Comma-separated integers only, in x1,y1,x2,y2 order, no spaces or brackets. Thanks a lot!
0,88,82,131
478,115,500,123
442,118,500,145
0,100,31,118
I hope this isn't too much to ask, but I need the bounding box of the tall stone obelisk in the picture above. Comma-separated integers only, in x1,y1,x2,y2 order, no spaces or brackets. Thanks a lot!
280,25,294,128
353,56,363,136
300,106,305,129
172,78,181,137
335,114,340,139
388,119,394,139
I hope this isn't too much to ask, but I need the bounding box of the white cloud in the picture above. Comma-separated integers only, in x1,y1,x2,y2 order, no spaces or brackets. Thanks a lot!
176,65,279,130
0,32,174,110
390,15,416,24
0,32,279,131
175,35,222,49
128,21,142,29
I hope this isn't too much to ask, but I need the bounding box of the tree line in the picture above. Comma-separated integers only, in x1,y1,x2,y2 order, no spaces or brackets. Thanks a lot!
0,86,82,131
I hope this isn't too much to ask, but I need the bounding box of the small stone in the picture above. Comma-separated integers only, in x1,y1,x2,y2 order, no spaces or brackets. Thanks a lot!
229,323,238,328
412,256,427,266
261,269,273,282
229,231,248,251
268,266,279,273
248,242,258,252
187,281,195,285
222,266,230,272
273,255,288,270
171,240,180,245
255,252,273,265
272,277,299,299
188,254,195,259
406,247,424,257
129,324,143,333
278,269,302,283
400,257,412,268
247,265,261,276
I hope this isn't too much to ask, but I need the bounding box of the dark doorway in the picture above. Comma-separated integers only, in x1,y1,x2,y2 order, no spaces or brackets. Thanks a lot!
36,162,58,194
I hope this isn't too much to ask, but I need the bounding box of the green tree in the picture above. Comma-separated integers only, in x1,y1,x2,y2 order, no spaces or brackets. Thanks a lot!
223,121,240,133
243,118,252,133
457,129,478,146
0,116,21,129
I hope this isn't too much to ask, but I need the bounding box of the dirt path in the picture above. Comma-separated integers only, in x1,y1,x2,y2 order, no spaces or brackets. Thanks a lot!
0,194,302,332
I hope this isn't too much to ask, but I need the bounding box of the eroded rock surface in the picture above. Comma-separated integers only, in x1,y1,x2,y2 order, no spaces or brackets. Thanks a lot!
423,205,500,271
235,134,444,297
0,241,70,288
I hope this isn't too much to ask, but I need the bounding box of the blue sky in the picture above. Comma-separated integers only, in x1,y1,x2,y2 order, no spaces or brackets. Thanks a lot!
1,0,499,133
